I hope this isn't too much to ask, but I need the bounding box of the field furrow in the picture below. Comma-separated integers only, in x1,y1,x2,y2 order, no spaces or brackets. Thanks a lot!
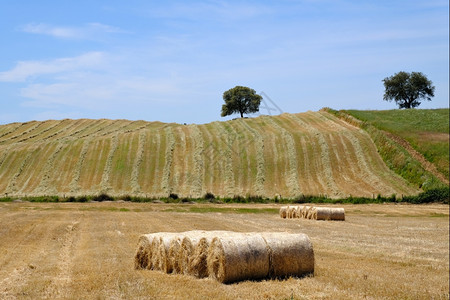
227,120,252,196
0,122,22,140
244,120,265,195
109,132,138,193
5,150,34,195
264,116,301,197
69,139,91,193
189,125,205,198
43,119,89,141
0,121,42,145
100,134,119,193
214,122,235,196
15,120,59,143
161,127,175,195
171,127,185,195
288,114,342,198
199,123,216,193
33,142,65,195
77,138,110,193
131,130,146,194
151,131,163,195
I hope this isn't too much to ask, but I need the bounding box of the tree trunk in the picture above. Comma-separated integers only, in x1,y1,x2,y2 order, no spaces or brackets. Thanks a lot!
240,111,244,118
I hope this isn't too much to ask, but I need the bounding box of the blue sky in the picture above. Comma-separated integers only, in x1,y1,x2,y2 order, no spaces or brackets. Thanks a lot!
0,0,448,125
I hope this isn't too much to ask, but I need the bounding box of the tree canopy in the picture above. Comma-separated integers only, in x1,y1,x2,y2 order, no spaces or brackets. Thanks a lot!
221,86,262,118
382,71,435,109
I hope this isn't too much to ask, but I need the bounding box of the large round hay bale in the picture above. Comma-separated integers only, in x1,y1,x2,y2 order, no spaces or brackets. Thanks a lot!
261,232,314,278
178,233,208,274
279,206,288,218
188,235,215,278
157,233,180,273
207,233,269,283
150,235,161,270
168,237,183,273
134,234,156,269
330,208,345,221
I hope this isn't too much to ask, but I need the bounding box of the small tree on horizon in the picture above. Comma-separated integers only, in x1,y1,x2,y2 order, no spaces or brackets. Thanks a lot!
221,86,262,118
382,71,435,109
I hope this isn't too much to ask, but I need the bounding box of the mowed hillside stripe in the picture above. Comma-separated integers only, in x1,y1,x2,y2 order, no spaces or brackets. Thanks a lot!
0,112,420,198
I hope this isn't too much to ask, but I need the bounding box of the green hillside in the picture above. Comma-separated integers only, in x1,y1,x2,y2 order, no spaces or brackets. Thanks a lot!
344,109,449,180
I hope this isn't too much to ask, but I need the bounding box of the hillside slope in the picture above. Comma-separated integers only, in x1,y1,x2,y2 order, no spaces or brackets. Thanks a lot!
0,111,419,198
344,109,449,181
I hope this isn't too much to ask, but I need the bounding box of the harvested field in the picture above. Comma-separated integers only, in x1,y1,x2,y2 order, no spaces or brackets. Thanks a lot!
0,112,421,198
0,202,448,299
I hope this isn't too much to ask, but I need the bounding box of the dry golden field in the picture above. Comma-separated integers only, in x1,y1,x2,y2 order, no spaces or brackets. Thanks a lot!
0,202,448,300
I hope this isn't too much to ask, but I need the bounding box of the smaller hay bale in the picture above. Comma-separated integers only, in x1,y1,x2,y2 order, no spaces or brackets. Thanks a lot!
261,232,314,278
303,206,312,219
296,206,304,218
330,207,345,221
134,234,156,269
279,206,288,218
207,233,269,283
287,206,297,218
314,207,332,220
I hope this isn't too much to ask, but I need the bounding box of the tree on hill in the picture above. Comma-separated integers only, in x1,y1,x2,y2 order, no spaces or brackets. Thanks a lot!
221,86,262,118
382,71,435,109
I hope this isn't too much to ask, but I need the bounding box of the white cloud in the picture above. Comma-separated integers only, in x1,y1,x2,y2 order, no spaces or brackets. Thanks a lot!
0,52,106,82
20,23,128,39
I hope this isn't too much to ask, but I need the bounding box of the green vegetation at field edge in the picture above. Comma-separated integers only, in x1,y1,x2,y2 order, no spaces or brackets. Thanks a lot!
1,188,448,205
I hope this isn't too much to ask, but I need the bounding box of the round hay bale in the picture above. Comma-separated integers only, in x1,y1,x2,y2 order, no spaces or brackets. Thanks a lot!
287,206,296,219
150,235,162,270
207,233,269,283
279,206,288,218
178,231,210,275
292,206,300,218
134,234,155,269
307,206,316,219
168,237,183,274
330,208,345,221
157,233,180,273
177,230,229,276
261,232,314,278
188,236,213,278
302,206,311,219
315,207,332,220
295,206,304,218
